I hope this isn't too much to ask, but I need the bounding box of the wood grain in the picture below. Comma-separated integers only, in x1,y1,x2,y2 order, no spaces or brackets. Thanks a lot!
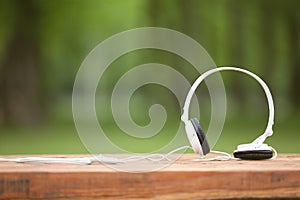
0,154,299,199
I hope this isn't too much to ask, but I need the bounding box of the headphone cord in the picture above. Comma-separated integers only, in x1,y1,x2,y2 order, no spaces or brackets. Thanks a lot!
0,146,190,165
193,150,236,161
0,146,277,165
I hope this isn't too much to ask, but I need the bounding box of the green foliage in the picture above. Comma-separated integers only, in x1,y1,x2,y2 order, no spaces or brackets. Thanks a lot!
0,0,299,153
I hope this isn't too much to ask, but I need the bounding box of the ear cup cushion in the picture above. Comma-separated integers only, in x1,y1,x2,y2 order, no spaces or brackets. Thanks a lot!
233,150,273,160
190,118,210,155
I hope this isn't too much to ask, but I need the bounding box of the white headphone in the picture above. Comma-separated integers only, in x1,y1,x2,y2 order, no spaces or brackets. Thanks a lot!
181,66,276,160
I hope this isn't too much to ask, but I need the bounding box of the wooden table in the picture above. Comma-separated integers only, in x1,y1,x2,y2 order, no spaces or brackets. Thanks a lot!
0,154,299,199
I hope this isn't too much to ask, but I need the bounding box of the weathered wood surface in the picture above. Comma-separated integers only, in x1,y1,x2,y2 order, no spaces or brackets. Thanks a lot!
0,154,299,199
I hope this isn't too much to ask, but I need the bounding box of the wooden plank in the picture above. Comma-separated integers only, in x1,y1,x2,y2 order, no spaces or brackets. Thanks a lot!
0,154,299,199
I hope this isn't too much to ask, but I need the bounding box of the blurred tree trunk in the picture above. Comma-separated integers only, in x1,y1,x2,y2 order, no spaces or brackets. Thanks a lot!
289,15,300,110
0,0,43,125
227,1,246,110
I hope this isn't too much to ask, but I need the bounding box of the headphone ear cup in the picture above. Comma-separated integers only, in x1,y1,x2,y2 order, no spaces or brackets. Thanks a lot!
190,118,210,155
233,150,273,160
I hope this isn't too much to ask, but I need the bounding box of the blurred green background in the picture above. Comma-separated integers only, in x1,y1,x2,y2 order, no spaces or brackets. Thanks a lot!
0,0,299,155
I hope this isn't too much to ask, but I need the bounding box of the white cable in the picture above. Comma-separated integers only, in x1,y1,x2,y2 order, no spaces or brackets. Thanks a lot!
270,146,278,160
209,150,235,160
0,146,190,165
0,145,277,164
192,150,236,161
120,146,190,162
0,156,121,165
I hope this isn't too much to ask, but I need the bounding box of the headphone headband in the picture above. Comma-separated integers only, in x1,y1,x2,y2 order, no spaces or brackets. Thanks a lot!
181,67,274,145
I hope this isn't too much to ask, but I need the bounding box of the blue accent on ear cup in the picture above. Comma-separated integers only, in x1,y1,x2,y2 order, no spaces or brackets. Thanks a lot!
190,118,210,155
